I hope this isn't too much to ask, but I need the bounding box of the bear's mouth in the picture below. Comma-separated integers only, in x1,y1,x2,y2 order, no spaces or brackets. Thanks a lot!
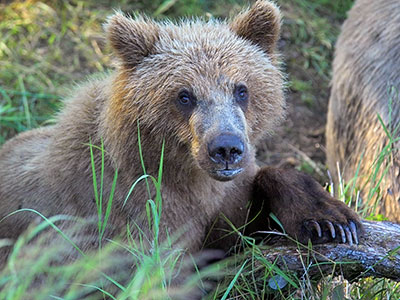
211,168,243,181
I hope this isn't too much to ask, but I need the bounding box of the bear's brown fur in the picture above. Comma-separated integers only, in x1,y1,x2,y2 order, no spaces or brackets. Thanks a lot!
0,1,361,261
326,0,400,222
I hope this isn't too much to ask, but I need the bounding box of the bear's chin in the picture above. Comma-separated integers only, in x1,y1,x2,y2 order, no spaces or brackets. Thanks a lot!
209,168,243,182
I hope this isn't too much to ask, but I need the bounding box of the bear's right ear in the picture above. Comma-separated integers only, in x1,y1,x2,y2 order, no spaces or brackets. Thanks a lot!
230,0,281,55
105,13,159,68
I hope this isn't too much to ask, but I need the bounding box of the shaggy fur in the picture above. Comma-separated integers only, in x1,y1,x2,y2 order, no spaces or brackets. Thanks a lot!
326,0,400,222
0,1,361,264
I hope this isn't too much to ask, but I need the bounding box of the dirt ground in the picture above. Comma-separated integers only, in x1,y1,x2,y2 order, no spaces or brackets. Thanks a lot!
258,88,327,179
257,29,330,184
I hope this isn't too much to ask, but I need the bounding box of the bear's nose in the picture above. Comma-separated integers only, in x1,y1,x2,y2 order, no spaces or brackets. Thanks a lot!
208,134,244,165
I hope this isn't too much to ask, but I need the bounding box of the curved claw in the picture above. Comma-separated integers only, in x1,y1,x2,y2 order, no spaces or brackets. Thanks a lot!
344,226,353,246
349,221,359,245
325,221,336,239
336,224,346,243
307,220,322,238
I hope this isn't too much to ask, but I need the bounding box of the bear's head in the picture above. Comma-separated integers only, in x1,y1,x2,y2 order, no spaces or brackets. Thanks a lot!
103,0,285,182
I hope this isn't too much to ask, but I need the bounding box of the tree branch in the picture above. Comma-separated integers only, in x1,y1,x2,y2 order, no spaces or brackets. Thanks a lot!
260,221,400,281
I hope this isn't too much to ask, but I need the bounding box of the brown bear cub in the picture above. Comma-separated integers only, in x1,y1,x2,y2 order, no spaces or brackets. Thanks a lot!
0,0,361,260
326,0,400,222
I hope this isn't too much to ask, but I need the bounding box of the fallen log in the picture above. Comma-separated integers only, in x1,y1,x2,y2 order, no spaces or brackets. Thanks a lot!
260,220,400,282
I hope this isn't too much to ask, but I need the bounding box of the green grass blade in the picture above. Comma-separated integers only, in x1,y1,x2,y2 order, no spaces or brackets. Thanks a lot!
99,139,105,225
17,76,31,129
100,168,118,239
221,259,248,300
123,174,153,207
1,209,85,257
137,121,152,199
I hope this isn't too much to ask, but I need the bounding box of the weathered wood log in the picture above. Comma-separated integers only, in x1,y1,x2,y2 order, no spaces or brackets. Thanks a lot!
260,221,400,282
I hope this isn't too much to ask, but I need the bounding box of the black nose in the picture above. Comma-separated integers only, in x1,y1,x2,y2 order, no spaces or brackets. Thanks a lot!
208,134,244,165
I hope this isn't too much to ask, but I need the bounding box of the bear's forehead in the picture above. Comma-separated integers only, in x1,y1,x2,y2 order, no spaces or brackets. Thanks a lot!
133,20,277,97
154,21,267,66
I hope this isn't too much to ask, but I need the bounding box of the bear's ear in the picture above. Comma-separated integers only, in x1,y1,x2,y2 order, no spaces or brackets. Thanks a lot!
230,0,281,55
105,12,159,68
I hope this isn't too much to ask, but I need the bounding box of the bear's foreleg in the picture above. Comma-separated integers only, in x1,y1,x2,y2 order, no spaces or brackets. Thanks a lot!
248,167,363,245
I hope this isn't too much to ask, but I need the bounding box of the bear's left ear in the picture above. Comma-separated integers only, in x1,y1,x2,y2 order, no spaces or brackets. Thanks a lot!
105,12,159,68
230,0,281,55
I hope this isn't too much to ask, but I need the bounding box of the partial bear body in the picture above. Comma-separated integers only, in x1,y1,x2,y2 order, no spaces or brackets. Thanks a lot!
0,1,360,261
326,0,400,222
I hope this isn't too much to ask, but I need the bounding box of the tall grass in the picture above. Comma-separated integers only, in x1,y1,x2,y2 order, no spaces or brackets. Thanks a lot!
0,133,173,299
335,87,400,221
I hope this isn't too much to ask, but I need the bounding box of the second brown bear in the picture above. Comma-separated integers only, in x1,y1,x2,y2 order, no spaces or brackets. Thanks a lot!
326,0,400,222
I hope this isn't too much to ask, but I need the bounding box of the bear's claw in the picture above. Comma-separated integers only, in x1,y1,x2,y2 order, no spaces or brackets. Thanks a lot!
305,220,322,238
305,220,360,245
350,221,359,244
325,221,336,239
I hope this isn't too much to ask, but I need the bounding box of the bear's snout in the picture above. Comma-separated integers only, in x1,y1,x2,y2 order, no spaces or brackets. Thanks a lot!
205,133,246,181
208,134,244,165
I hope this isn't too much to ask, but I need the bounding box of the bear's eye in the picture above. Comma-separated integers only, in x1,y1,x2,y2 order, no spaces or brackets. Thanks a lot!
178,91,191,106
234,84,249,106
176,89,196,116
